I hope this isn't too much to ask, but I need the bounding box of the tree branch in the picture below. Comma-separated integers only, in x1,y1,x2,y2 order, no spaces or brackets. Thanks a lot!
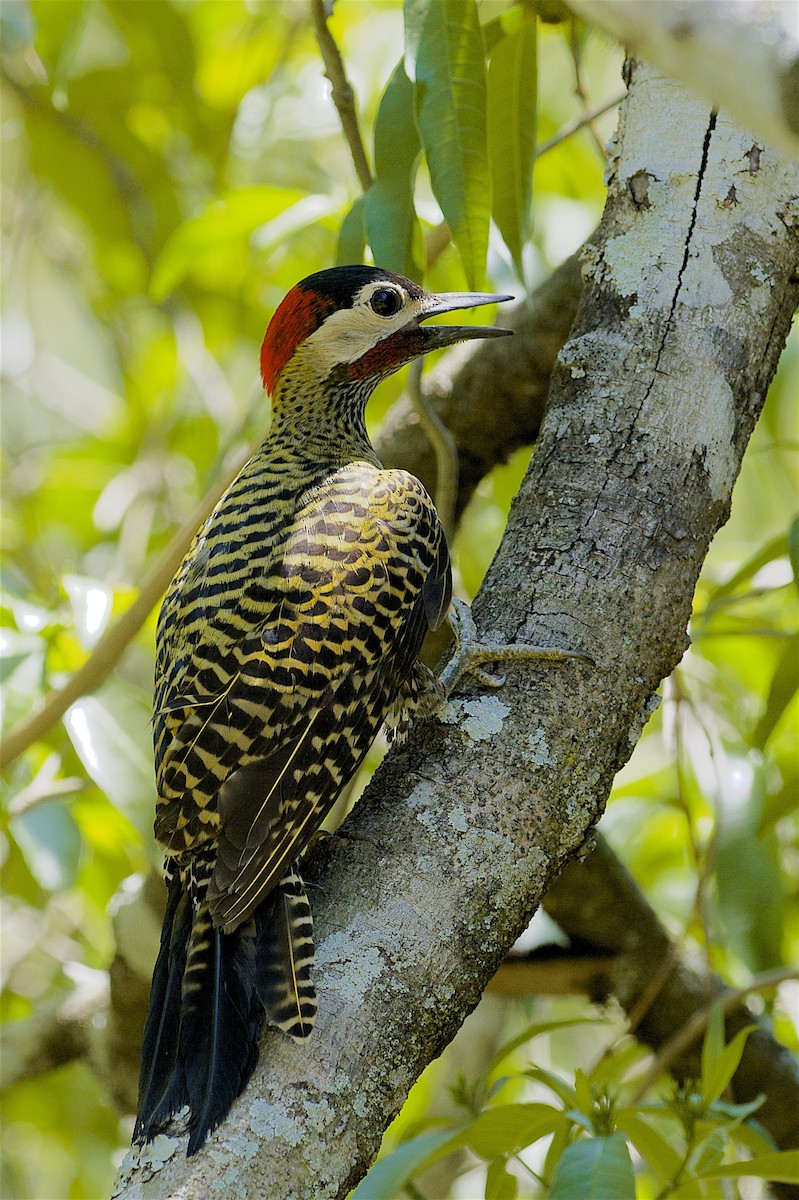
565,0,799,157
310,0,373,192
114,60,799,1199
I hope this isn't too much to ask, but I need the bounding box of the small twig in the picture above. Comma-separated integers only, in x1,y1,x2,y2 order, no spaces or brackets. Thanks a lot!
631,966,799,1102
569,18,609,160
310,0,373,192
407,359,459,543
536,93,624,159
0,448,256,770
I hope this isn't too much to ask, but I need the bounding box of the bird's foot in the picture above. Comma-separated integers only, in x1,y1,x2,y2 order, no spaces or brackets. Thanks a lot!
440,597,593,695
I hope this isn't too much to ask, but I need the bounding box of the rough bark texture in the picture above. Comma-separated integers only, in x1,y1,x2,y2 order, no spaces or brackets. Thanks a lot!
566,0,799,159
115,61,799,1200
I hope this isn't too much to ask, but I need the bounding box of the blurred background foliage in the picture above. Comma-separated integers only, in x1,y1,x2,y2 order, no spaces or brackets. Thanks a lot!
0,1,795,1197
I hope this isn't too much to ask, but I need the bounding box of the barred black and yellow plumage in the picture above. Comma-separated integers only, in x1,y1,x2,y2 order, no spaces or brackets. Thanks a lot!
134,266,511,1155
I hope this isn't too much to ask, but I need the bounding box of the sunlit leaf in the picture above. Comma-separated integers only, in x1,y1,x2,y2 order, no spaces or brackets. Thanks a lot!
701,1010,757,1106
698,1149,799,1183
752,634,799,748
550,1134,636,1200
788,513,799,595
64,690,153,835
463,1103,563,1159
614,1110,681,1181
62,575,113,648
487,19,537,280
349,1130,455,1200
486,1157,519,1200
150,187,323,300
337,196,367,266
365,59,423,280
405,0,490,286
10,800,82,891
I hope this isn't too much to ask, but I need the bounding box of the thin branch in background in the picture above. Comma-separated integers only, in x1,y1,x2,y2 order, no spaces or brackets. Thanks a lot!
536,92,624,159
406,358,459,544
631,966,799,1102
568,17,609,160
0,449,254,770
310,0,373,192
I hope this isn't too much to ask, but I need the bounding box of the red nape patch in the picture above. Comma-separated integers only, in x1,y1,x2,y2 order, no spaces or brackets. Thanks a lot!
260,286,334,394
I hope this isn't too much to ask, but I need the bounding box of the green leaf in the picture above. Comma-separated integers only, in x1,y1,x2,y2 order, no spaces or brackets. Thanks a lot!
787,512,799,595
11,800,82,891
701,1010,757,1106
365,60,423,280
697,1149,799,1183
701,1003,725,1088
574,1068,593,1116
488,1017,605,1080
405,0,490,286
704,533,788,609
614,1111,681,1182
464,1103,563,1159
487,20,536,279
550,1134,636,1200
150,187,330,300
64,690,154,837
521,1065,578,1108
350,1131,455,1200
691,1128,727,1175
752,633,799,748
337,196,367,266
486,1157,518,1200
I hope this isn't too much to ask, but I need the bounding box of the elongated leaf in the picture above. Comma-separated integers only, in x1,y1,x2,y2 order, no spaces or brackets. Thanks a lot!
701,1003,725,1089
522,1065,578,1108
701,1018,757,1106
614,1111,681,1181
550,1134,636,1200
752,633,799,748
365,60,423,279
464,1102,563,1159
705,533,788,607
487,20,536,279
698,1149,799,1183
337,196,367,266
350,1130,455,1200
487,1016,605,1079
11,800,82,891
486,1157,518,1200
405,0,490,286
789,513,799,595
150,187,328,299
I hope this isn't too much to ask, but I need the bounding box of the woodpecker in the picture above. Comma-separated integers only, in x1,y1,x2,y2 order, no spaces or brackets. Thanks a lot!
133,266,512,1155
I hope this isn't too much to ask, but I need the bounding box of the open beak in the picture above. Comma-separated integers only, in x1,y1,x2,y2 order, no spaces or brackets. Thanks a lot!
415,291,514,350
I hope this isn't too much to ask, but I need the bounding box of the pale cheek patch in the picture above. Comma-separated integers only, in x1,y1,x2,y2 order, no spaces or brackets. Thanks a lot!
296,299,427,379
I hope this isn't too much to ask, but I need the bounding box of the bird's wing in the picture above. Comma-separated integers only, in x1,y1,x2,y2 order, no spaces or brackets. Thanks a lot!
153,463,450,932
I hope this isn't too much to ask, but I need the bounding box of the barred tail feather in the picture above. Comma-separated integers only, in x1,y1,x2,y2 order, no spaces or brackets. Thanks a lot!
135,868,317,1156
134,887,265,1156
255,869,317,1040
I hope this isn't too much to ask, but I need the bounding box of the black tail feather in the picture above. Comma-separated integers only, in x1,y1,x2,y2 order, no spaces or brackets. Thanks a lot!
134,866,316,1156
180,908,262,1155
134,876,191,1143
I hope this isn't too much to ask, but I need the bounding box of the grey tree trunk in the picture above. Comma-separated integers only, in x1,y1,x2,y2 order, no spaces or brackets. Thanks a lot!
115,59,799,1200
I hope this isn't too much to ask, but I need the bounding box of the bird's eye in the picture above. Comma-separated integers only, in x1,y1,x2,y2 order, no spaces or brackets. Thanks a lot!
369,287,403,317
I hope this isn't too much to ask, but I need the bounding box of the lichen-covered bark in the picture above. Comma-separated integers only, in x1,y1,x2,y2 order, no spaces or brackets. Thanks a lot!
566,0,799,158
115,61,799,1200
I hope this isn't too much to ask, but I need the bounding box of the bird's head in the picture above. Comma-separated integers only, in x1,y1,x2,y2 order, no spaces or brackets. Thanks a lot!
260,266,513,397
